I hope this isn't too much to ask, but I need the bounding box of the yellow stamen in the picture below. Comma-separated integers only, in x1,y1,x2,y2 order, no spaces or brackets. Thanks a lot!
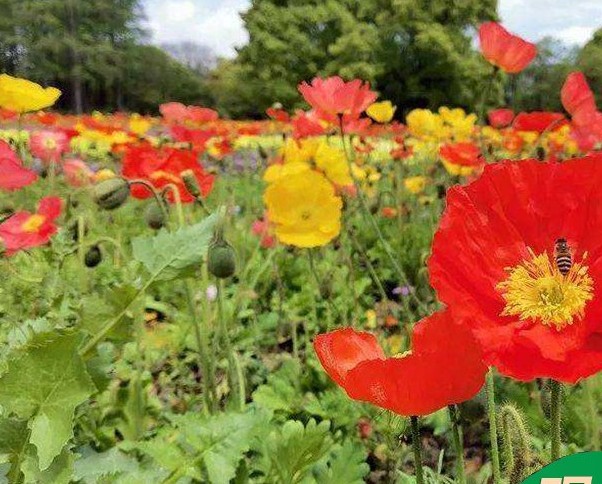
497,249,594,330
21,214,46,233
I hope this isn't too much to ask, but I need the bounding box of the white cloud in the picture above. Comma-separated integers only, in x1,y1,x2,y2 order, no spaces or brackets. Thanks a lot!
499,0,601,45
144,0,250,58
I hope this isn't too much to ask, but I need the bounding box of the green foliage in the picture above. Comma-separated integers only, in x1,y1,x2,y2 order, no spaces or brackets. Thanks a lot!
210,0,497,117
0,333,95,474
72,447,139,484
577,28,602,105
133,408,271,483
132,214,217,282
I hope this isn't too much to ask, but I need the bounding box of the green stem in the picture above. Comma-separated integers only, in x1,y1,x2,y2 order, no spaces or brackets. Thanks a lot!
129,179,169,222
449,405,467,484
487,368,502,484
410,416,424,484
550,380,563,462
338,117,425,317
307,248,345,327
585,377,600,450
217,279,240,408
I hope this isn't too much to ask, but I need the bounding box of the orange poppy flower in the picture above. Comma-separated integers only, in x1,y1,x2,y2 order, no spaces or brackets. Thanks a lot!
479,22,537,74
313,310,487,416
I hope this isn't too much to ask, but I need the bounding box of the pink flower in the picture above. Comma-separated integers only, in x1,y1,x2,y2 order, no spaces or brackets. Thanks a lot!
0,141,37,191
298,76,377,123
0,197,62,255
29,130,70,164
62,159,94,187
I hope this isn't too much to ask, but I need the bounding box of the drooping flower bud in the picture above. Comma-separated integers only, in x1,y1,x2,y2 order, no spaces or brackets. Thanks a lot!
181,169,201,198
84,244,102,267
144,201,167,230
93,177,130,210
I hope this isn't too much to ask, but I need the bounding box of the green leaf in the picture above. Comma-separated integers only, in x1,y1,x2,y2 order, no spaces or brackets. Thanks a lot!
313,441,370,484
258,419,333,483
0,418,29,481
132,214,217,282
135,408,270,484
252,358,303,414
73,447,139,483
21,447,74,484
0,333,96,470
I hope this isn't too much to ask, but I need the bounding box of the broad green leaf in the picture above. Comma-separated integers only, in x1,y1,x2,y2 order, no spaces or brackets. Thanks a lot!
252,358,303,414
21,447,74,484
132,214,217,282
73,447,139,483
0,333,96,470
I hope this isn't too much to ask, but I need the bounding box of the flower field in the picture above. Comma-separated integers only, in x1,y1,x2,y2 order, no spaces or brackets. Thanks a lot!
1,20,602,484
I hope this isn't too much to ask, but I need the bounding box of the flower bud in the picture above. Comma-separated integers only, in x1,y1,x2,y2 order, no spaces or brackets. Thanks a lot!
93,177,130,210
144,201,166,230
180,169,201,198
207,238,236,279
84,244,102,267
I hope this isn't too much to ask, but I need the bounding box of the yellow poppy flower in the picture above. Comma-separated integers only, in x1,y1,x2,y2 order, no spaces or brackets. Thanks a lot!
264,169,342,247
404,176,427,194
263,161,311,183
314,141,352,186
0,74,61,113
367,101,396,123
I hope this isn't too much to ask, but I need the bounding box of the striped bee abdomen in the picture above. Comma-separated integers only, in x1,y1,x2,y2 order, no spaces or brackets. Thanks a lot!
554,238,572,276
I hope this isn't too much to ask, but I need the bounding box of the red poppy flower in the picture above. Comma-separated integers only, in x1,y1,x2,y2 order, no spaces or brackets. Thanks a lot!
159,102,189,124
121,144,214,203
314,310,487,416
171,125,215,154
429,157,602,383
291,110,325,139
298,76,377,122
561,72,602,151
439,142,483,167
512,112,565,133
0,141,37,191
29,130,70,164
0,197,62,255
488,108,515,128
187,106,218,124
266,107,290,123
479,22,537,73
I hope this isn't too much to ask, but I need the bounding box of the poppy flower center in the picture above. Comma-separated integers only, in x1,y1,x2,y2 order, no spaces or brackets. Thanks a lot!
21,214,46,233
496,249,594,330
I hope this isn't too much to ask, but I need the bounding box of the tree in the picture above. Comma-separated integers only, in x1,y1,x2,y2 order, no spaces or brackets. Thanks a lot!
210,0,498,117
577,28,602,105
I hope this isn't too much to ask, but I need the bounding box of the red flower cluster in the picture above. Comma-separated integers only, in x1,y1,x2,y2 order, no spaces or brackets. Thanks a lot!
159,102,219,125
479,22,537,74
0,197,62,255
314,310,487,416
488,108,514,128
512,112,565,133
429,157,602,383
121,144,214,203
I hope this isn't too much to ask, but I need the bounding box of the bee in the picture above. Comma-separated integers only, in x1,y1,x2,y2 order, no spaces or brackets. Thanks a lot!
554,238,572,276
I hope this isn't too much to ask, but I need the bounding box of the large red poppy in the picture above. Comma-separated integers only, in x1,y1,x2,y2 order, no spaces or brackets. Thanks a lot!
121,144,214,203
0,141,37,191
479,22,537,74
429,157,602,383
0,197,62,255
314,310,487,416
298,76,377,123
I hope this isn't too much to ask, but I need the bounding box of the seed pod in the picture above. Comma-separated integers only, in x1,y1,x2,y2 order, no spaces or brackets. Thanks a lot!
85,245,102,267
180,169,201,198
145,201,167,230
207,238,236,279
93,177,130,210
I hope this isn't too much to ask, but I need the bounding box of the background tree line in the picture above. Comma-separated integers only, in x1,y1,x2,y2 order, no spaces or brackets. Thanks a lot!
0,0,600,117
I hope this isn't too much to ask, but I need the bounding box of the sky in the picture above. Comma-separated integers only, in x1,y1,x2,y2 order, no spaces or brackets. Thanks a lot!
143,0,602,58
